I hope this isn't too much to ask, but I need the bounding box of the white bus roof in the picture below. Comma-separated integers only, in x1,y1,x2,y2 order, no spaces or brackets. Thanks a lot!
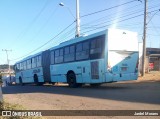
15,28,138,64
49,29,107,51
15,51,43,64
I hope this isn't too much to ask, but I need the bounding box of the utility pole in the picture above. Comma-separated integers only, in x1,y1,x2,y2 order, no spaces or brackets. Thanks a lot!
2,49,12,77
76,0,80,37
142,0,147,76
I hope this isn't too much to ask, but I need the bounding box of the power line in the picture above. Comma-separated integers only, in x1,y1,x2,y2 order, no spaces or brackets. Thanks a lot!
80,0,139,18
43,27,76,51
81,3,160,28
81,3,143,27
10,21,75,62
82,11,143,28
8,0,52,48
81,9,159,34
81,13,143,33
14,0,139,53
20,4,59,47
147,9,160,24
10,1,160,62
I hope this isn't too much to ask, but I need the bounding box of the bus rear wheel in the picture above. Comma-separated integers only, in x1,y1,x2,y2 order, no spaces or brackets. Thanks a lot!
67,72,78,88
34,75,42,86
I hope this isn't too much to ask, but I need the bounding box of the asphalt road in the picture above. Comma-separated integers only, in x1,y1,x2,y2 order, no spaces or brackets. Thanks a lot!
2,79,160,111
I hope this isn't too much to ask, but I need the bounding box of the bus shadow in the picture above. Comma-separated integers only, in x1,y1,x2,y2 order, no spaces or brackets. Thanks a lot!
2,80,160,105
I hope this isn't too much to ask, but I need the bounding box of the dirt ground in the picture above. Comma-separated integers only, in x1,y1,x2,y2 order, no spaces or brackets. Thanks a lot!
1,71,160,119
138,71,160,81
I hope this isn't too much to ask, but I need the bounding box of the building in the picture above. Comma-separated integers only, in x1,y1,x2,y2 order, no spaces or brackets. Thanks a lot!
138,45,160,73
146,48,160,71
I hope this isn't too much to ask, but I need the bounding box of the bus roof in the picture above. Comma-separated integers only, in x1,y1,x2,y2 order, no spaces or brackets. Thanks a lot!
15,28,138,64
15,51,43,64
49,29,107,51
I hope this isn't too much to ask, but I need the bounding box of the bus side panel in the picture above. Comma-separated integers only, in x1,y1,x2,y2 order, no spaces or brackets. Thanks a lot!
50,62,82,83
15,67,44,83
50,59,106,84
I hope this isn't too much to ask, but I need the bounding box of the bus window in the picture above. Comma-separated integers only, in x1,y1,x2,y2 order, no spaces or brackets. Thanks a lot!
55,49,63,64
20,62,23,71
27,59,31,69
37,55,42,67
83,41,89,50
76,41,89,60
64,45,75,62
90,36,105,59
16,63,20,72
91,40,96,49
51,51,55,64
64,47,69,55
70,45,75,53
23,61,27,70
76,43,82,52
32,57,37,68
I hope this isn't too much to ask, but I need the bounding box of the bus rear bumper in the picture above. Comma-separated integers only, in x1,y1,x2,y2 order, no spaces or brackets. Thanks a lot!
111,73,138,82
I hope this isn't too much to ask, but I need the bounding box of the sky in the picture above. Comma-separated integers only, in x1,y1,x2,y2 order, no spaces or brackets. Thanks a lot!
0,0,159,65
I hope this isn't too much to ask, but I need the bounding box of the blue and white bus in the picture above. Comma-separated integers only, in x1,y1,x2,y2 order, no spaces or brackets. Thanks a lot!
14,29,139,87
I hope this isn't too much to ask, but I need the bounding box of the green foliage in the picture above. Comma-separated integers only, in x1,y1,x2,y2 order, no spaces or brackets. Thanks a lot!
0,65,13,70
0,101,42,119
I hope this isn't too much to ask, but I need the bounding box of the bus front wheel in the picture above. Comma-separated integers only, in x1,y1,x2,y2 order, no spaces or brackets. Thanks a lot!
67,72,78,88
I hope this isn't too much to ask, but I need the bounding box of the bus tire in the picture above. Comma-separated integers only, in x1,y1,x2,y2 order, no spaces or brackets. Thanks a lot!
19,77,24,86
67,72,78,88
34,74,40,86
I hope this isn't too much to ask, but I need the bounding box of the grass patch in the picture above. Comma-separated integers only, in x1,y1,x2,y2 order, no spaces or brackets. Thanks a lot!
0,101,25,110
0,101,42,119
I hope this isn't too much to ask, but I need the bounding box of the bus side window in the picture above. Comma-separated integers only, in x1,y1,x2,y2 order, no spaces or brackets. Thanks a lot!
90,36,105,59
64,45,75,62
55,49,63,64
76,43,82,52
20,62,23,71
26,59,31,69
32,57,37,68
37,55,42,67
23,61,27,70
76,41,89,60
65,47,69,55
69,45,75,61
16,63,20,72
51,51,55,64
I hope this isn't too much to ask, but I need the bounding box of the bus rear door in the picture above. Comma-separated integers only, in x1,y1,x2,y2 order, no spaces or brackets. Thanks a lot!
90,60,105,83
